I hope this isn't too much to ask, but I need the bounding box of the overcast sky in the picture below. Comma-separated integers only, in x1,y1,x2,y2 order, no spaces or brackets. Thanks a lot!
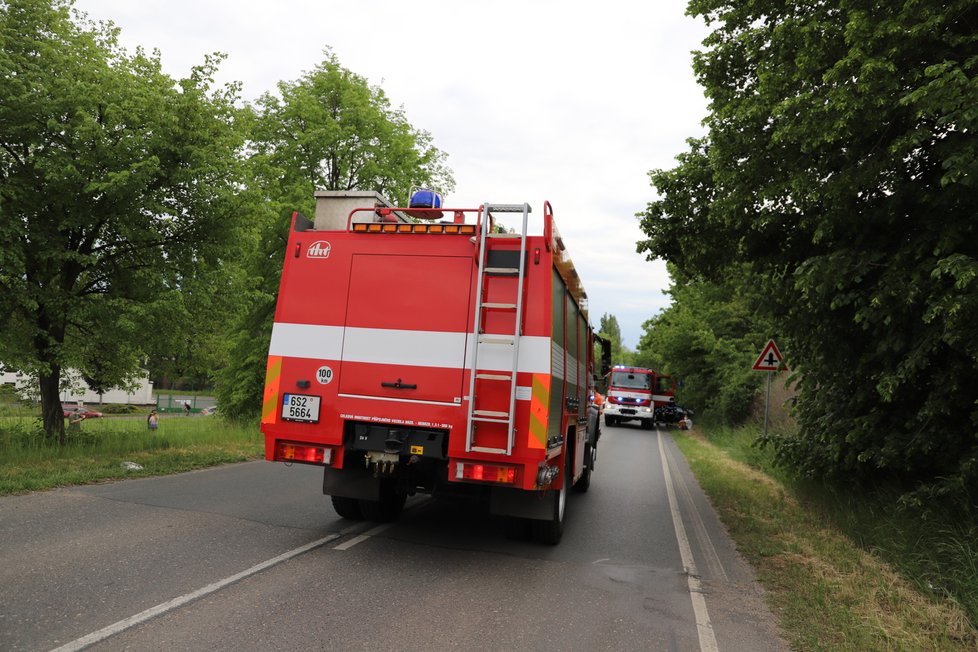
71,0,711,349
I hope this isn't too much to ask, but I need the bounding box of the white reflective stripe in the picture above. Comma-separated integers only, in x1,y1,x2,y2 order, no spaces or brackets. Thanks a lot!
269,323,344,360
653,394,674,402
470,334,550,375
346,328,466,368
268,323,551,374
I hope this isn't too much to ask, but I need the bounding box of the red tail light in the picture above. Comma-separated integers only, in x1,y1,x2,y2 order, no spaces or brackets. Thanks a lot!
276,442,331,464
455,461,517,484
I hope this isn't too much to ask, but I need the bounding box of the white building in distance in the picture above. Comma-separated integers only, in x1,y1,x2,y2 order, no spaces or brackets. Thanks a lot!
0,368,154,406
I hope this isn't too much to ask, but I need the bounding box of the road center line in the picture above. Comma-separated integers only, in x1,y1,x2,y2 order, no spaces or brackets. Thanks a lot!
658,431,720,652
48,532,343,652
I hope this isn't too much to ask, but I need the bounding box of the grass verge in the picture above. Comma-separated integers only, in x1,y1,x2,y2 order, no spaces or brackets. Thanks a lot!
0,414,263,495
672,425,978,651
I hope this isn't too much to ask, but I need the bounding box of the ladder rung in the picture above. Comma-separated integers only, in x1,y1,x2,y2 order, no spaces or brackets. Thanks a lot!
484,267,519,274
472,417,510,424
478,335,515,345
471,446,508,454
486,232,522,239
486,204,528,213
481,302,516,309
476,373,512,381
474,409,509,418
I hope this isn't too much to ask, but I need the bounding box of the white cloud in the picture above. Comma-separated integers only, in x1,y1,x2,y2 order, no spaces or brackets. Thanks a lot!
72,0,710,348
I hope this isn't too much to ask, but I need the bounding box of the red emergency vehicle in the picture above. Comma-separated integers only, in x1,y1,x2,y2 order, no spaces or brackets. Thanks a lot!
603,366,677,429
260,191,610,544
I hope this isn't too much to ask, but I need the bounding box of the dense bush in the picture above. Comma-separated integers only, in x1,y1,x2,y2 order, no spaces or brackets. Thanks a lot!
638,1,978,495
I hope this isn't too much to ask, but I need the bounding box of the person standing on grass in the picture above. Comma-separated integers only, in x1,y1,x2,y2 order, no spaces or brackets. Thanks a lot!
67,410,86,433
147,410,159,431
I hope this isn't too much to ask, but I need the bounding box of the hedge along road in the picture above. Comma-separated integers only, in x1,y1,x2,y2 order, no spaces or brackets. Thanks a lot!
0,426,786,651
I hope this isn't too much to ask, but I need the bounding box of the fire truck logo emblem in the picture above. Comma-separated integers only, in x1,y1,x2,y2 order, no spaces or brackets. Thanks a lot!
307,241,332,259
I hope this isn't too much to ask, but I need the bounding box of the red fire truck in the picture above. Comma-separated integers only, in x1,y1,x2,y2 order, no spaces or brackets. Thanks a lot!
260,191,610,544
602,365,674,429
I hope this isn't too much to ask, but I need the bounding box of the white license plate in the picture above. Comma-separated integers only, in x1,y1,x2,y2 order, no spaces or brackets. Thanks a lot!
281,394,320,423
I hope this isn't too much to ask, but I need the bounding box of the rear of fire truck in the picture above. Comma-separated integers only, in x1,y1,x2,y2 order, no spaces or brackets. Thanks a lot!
260,191,609,544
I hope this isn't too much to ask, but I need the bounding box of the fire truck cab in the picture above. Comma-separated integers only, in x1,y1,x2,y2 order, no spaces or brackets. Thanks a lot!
603,365,657,429
260,191,608,544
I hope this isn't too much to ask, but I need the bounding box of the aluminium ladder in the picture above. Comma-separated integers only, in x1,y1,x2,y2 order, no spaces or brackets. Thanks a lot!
465,202,530,455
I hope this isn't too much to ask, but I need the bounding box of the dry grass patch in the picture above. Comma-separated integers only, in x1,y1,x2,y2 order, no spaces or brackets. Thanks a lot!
672,428,978,651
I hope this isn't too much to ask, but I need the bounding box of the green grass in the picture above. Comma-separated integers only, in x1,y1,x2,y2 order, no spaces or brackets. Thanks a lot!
0,413,263,495
673,424,978,650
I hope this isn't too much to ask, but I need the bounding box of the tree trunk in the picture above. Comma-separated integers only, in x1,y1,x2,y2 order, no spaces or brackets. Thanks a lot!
38,366,66,445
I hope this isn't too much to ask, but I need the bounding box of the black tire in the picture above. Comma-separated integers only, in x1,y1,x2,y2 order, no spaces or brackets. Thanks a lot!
642,419,655,431
573,444,593,493
359,483,406,522
331,495,363,520
604,415,616,427
533,449,569,545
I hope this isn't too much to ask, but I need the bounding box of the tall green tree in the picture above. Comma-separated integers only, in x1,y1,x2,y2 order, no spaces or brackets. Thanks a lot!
0,0,244,441
639,1,978,489
215,50,454,419
634,267,768,422
598,313,622,354
598,313,633,366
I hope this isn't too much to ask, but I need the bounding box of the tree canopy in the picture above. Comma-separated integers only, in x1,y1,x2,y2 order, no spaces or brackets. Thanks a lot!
0,0,244,440
639,1,978,491
634,266,769,423
214,51,454,419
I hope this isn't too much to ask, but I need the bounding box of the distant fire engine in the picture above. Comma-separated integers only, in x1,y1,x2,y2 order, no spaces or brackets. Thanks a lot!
602,365,675,429
260,190,611,544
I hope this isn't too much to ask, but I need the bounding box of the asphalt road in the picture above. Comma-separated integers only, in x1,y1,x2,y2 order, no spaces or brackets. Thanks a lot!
0,425,787,651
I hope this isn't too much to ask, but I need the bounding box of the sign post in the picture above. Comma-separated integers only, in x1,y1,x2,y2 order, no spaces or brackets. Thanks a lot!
752,339,785,440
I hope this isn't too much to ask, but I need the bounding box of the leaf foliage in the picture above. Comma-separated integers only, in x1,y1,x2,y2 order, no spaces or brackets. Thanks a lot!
639,1,978,489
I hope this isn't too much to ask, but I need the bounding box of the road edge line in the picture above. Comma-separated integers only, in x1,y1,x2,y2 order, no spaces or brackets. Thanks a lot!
658,431,719,652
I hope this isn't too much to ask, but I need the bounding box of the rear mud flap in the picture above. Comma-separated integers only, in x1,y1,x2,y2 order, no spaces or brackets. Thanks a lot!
324,466,381,501
489,486,557,521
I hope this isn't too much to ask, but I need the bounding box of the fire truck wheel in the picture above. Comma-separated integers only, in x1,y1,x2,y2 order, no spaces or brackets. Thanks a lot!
604,415,617,427
533,450,569,545
331,495,363,520
359,484,406,522
572,444,593,493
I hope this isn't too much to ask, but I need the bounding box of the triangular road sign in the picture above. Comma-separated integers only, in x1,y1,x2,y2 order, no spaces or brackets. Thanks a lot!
752,339,785,371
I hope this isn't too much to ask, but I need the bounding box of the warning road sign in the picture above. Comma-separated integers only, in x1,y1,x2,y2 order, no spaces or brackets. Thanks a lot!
752,339,785,372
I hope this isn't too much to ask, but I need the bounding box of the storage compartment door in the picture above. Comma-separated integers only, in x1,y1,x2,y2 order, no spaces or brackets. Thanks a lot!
339,254,473,404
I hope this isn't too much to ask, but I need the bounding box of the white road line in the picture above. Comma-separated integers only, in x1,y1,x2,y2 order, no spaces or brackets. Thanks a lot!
332,497,432,551
662,438,729,582
333,522,394,550
48,533,343,652
658,432,720,652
